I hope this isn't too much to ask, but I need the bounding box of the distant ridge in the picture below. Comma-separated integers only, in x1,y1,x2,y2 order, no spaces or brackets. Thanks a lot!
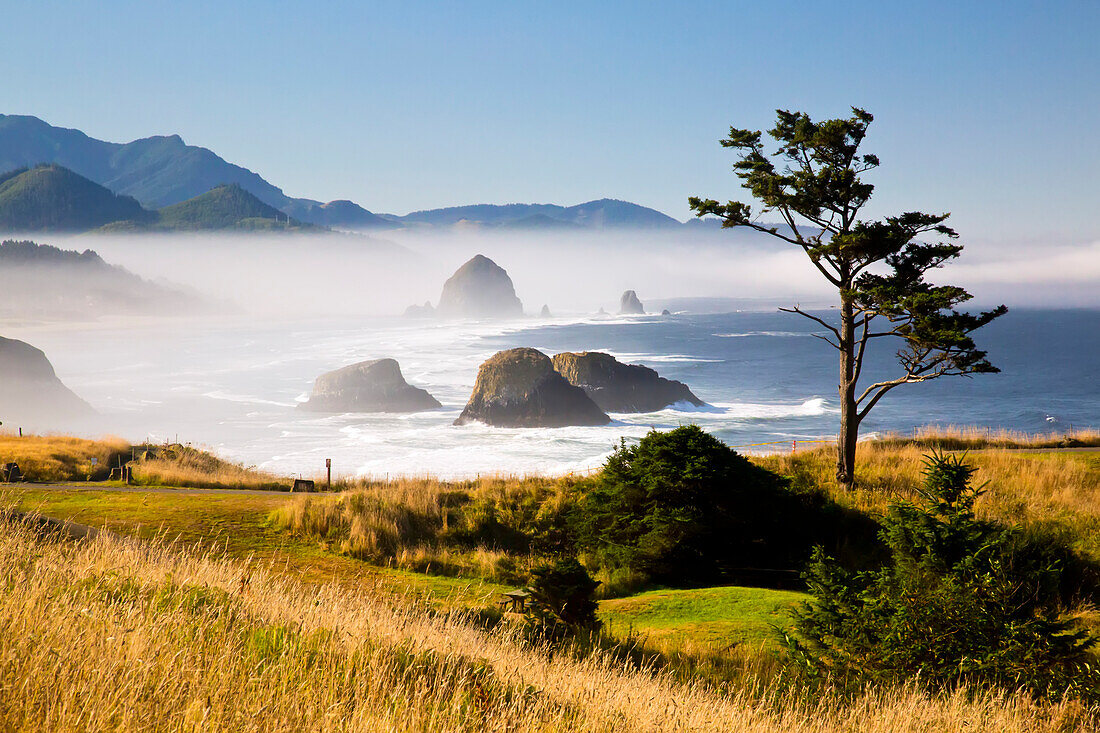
0,114,692,231
396,198,682,229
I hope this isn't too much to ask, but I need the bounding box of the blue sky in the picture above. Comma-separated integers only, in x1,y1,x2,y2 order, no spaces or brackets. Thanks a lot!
2,1,1098,246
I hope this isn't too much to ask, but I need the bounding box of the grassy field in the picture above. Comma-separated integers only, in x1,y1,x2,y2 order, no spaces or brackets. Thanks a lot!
10,487,510,608
599,585,807,648
11,486,795,653
7,428,1100,653
2,509,1092,731
3,429,1100,728
759,443,1100,561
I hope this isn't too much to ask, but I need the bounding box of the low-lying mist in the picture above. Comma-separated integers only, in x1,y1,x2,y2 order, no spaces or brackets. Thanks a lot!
30,228,1094,321
36,228,833,319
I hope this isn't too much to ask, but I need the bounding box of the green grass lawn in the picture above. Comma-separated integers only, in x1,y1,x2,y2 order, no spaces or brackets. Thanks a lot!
8,487,509,608
599,585,807,650
9,485,808,650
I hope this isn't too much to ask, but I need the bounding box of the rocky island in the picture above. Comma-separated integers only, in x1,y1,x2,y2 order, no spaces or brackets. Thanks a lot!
436,255,524,318
300,358,441,413
0,336,93,425
551,351,704,412
455,347,610,427
619,290,644,314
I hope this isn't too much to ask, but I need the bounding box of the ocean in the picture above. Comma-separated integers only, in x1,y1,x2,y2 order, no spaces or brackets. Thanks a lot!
8,308,1098,479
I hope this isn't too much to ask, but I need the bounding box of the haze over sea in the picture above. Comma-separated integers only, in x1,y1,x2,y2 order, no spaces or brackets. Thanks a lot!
9,307,1096,479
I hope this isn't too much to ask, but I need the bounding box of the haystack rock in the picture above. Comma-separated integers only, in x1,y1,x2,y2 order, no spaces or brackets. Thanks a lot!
619,290,644,314
0,336,93,425
455,347,610,428
551,351,704,413
300,358,441,413
539,304,551,318
436,254,523,318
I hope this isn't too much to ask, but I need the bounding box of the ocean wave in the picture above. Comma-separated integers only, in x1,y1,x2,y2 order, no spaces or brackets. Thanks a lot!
707,397,833,419
714,331,813,338
202,390,298,408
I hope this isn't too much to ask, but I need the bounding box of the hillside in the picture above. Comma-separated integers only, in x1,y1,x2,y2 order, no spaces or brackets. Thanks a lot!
0,165,150,232
0,114,288,210
152,184,312,231
0,115,388,229
0,239,202,318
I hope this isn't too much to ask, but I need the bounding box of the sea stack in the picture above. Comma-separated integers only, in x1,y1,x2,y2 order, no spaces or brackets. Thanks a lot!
0,336,93,425
551,351,704,413
539,304,552,318
403,301,435,318
455,347,610,428
436,254,523,318
619,290,644,314
300,358,441,413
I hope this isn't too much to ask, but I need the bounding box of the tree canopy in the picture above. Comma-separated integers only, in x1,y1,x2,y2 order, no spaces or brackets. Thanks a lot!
690,108,1006,484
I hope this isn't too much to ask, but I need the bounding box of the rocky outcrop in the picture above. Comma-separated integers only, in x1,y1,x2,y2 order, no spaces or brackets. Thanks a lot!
619,290,644,314
455,348,609,428
661,309,672,316
300,358,441,413
403,301,435,318
437,255,523,318
0,336,93,424
539,304,551,318
551,351,704,413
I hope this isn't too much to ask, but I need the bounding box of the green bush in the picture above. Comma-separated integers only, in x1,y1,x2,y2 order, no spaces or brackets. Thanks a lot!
525,557,602,639
571,426,873,587
786,452,1099,700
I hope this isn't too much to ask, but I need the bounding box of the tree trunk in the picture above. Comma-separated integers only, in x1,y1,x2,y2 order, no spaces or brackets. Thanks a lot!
836,293,858,486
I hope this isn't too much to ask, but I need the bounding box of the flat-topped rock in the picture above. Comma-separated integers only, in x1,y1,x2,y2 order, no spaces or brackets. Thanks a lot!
0,336,93,424
300,358,441,413
551,351,704,413
455,347,609,427
437,254,523,318
619,290,644,314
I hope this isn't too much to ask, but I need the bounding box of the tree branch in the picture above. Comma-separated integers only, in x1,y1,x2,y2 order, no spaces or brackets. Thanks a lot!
778,306,841,341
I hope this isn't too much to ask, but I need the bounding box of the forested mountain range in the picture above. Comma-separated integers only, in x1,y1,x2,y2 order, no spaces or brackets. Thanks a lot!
0,114,696,232
0,165,311,233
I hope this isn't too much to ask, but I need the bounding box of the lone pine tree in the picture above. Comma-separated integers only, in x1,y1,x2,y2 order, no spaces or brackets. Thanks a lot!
690,108,1006,485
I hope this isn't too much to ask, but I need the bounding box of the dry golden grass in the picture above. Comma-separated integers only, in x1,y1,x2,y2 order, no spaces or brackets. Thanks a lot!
877,425,1100,450
0,432,129,481
273,476,566,583
2,509,1096,731
130,445,289,491
758,441,1100,562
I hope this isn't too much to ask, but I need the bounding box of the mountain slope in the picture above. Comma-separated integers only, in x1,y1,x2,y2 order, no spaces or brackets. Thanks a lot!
0,114,288,209
0,165,150,232
153,184,309,231
397,198,681,229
